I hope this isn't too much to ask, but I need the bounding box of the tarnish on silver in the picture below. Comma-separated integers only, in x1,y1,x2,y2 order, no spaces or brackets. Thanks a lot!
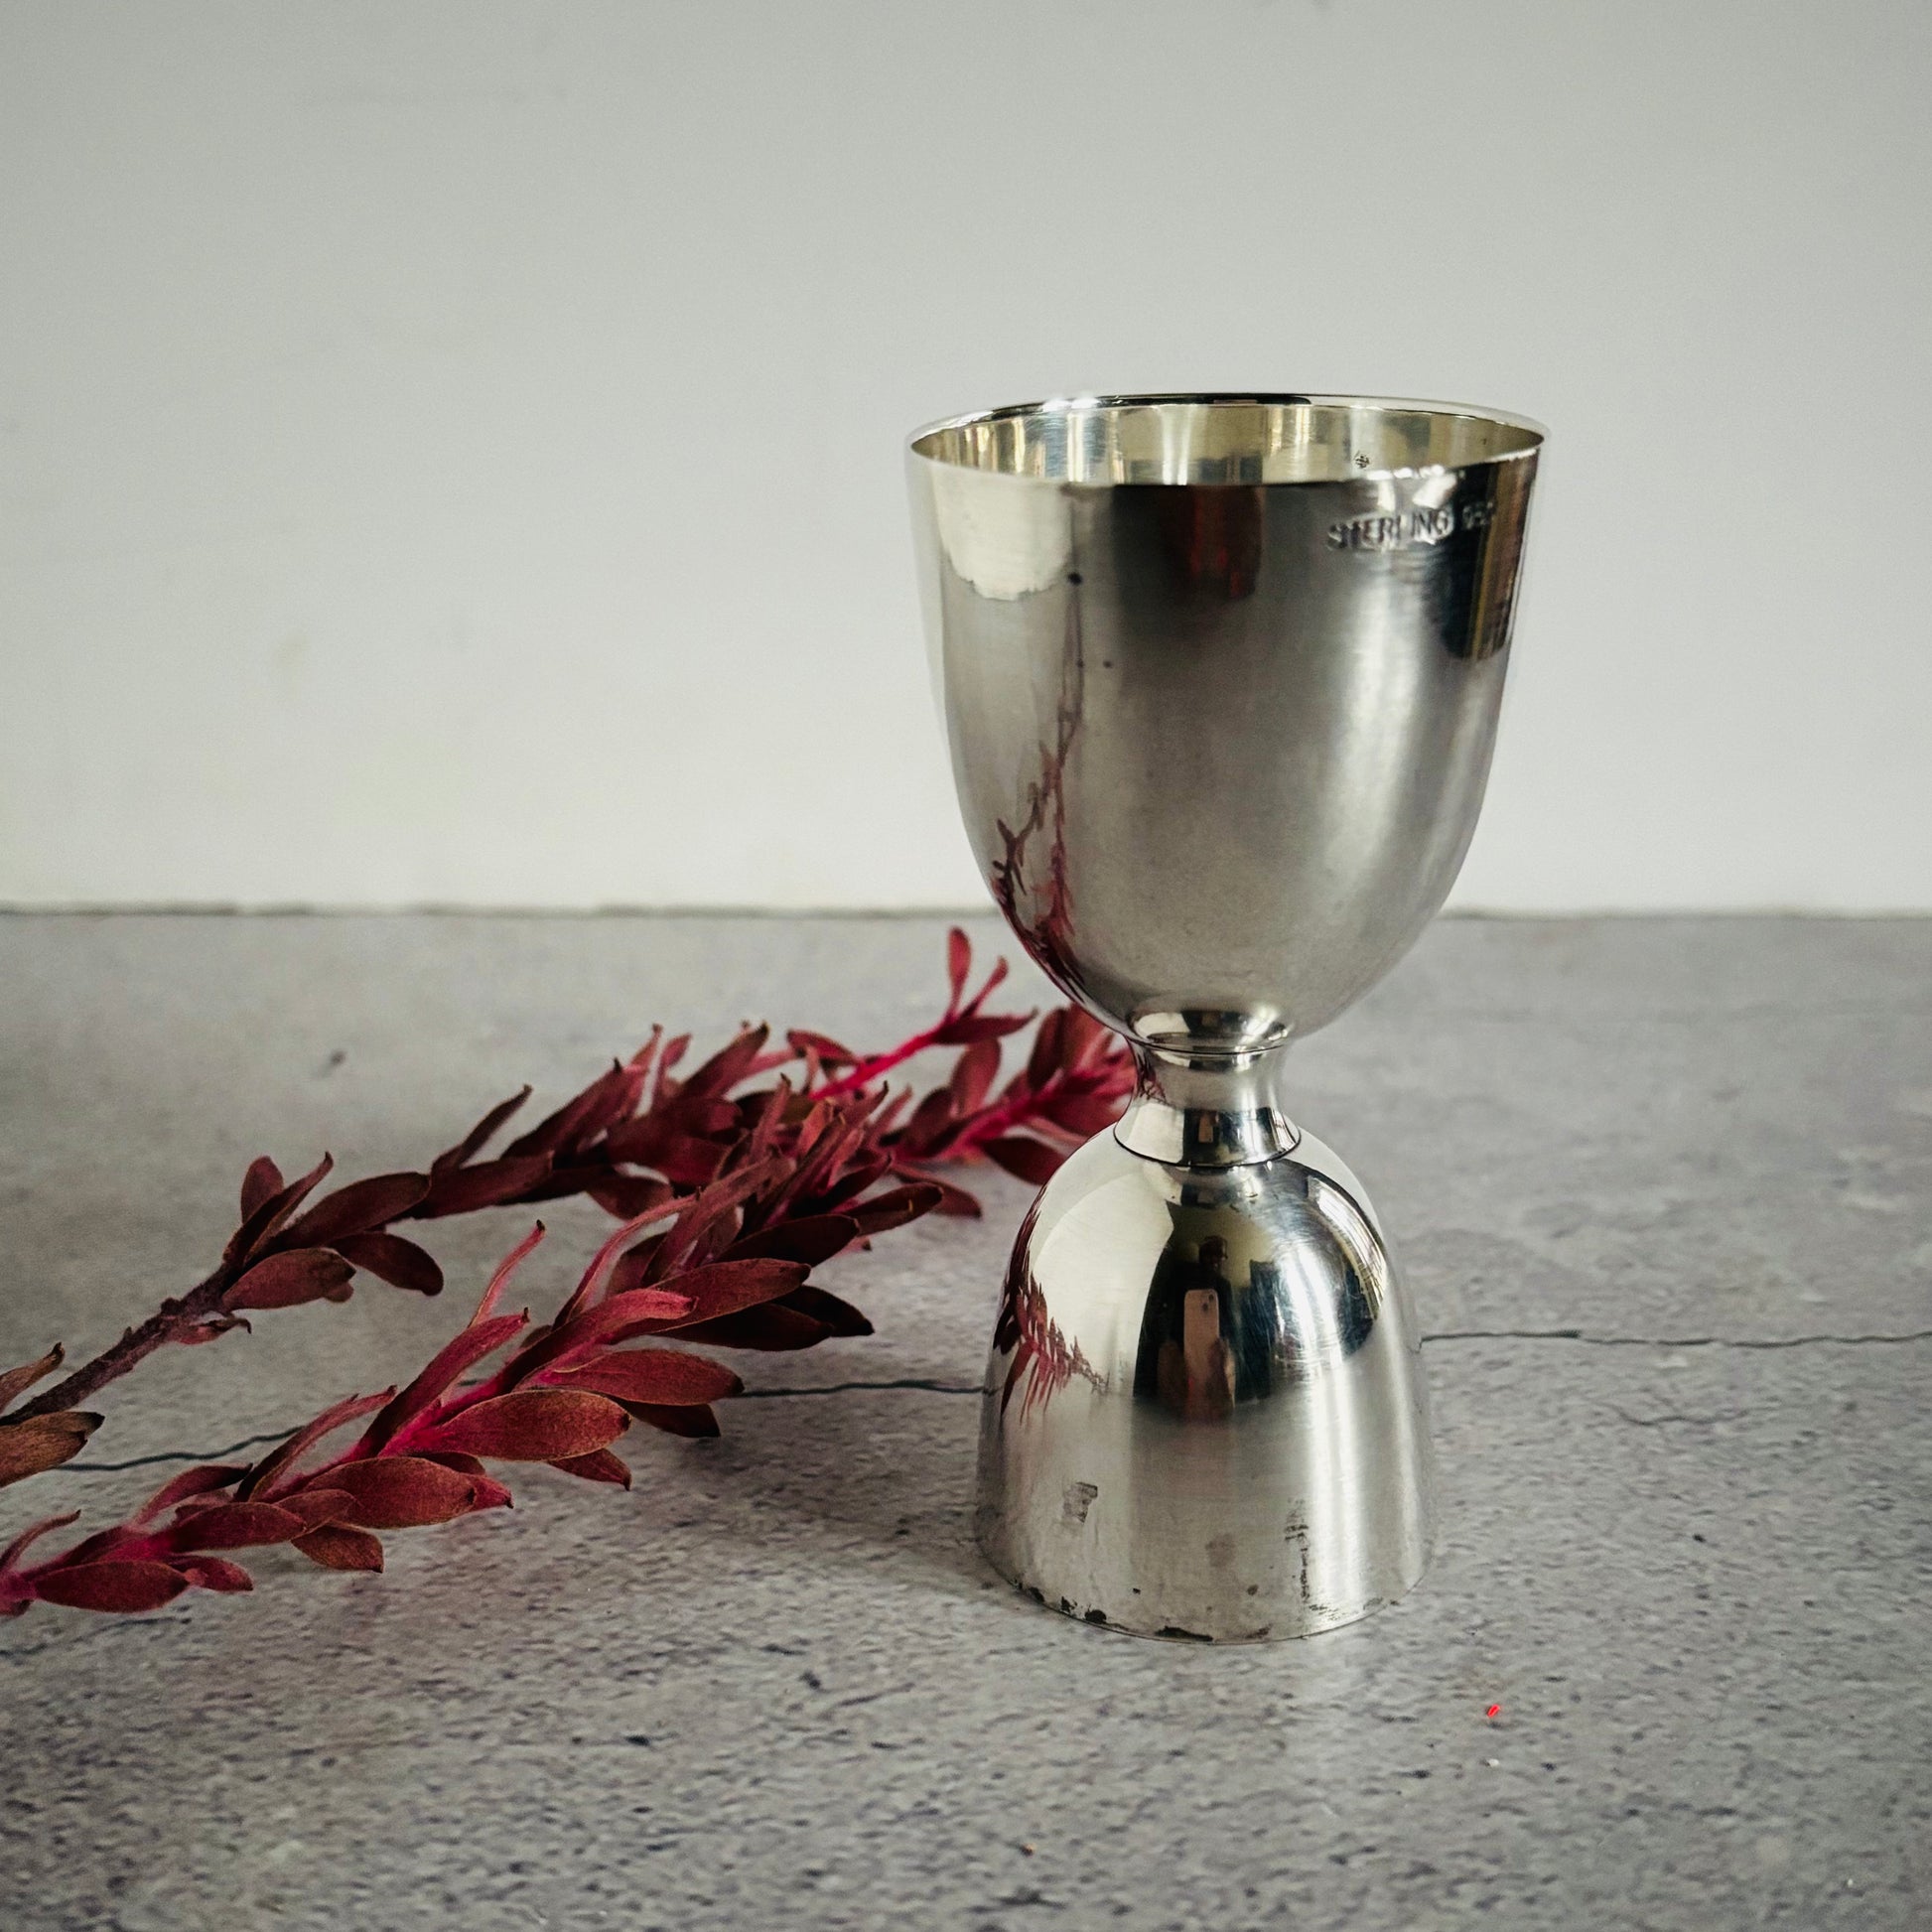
906,394,1543,1641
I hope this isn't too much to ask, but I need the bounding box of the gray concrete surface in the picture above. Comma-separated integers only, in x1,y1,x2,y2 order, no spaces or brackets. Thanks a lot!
1,913,1927,1931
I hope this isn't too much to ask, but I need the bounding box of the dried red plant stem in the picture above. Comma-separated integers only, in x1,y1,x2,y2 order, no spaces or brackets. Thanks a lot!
947,1083,1071,1155
798,937,1025,1105
0,1104,906,1613
10,1275,230,1425
0,929,1141,1618
806,1027,956,1103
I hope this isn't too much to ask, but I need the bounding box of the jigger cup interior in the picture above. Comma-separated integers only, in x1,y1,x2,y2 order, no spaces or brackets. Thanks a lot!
907,395,1543,1640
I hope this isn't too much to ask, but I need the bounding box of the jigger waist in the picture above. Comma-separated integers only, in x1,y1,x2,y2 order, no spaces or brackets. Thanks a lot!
1114,1042,1300,1170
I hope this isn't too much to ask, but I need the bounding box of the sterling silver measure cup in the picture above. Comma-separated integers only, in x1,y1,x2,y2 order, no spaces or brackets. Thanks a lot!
907,394,1543,1639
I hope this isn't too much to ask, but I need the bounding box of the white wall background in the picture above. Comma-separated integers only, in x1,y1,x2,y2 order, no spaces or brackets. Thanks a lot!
2,0,1927,911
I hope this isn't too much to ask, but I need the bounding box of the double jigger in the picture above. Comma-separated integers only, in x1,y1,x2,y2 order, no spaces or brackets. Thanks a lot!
905,394,1543,1640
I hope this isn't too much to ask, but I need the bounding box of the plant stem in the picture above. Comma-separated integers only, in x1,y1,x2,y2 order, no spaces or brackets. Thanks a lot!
9,1273,229,1422
807,1025,947,1102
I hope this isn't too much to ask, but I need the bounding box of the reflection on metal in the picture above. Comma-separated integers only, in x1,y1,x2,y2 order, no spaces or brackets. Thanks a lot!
1308,1174,1390,1321
993,1232,1105,1419
968,1134,1429,1642
987,601,1083,997
908,394,1543,1640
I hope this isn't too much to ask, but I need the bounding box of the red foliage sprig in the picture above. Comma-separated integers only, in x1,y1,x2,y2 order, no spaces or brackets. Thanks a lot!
2,1214,772,1613
0,931,1137,1619
882,1000,1140,1195
6,930,1127,1434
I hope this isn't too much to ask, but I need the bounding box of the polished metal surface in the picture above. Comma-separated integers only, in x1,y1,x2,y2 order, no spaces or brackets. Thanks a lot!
907,394,1543,1640
979,1125,1430,1641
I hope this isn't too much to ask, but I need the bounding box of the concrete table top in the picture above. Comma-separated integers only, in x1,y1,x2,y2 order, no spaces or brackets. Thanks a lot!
1,912,1926,1931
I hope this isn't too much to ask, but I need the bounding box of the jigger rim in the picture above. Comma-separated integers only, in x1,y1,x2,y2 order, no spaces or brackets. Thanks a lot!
907,391,1545,486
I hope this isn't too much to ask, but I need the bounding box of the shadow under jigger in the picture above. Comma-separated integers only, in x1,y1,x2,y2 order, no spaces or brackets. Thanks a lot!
976,1086,1433,1642
907,394,1543,1639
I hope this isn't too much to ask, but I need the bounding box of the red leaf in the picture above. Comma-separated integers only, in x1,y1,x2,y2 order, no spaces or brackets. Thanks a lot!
640,1160,784,1280
416,1154,554,1219
627,1402,720,1439
313,1456,481,1528
501,1061,634,1160
239,1156,284,1221
603,1102,738,1171
51,1525,146,1569
552,1349,741,1407
665,1258,810,1325
560,1201,687,1325
722,1214,858,1267
165,1501,305,1551
673,1025,773,1101
635,1131,731,1187
293,1524,384,1572
1059,1005,1111,1068
981,1136,1066,1186
535,1283,696,1362
358,1312,528,1452
549,1449,631,1487
585,1173,674,1220
236,1389,394,1501
0,1344,65,1417
605,1239,661,1299
133,1464,248,1524
785,1113,867,1207
471,1474,515,1510
331,1232,444,1297
280,1172,431,1248
419,1390,629,1462
736,1080,793,1165
778,1285,874,1337
0,1510,80,1574
411,1455,516,1511
947,927,971,1007
662,1174,760,1261
178,1558,253,1593
934,1012,1033,1046
432,1087,531,1173
223,1247,354,1312
922,1175,985,1217
948,1039,1002,1115
804,1151,893,1215
786,1029,858,1067
894,1086,958,1155
847,1182,943,1238
0,1411,100,1487
276,1488,358,1528
34,1561,188,1613
673,1305,832,1352
222,1152,334,1267
1026,1010,1068,1087
1042,1088,1128,1137
475,1221,547,1322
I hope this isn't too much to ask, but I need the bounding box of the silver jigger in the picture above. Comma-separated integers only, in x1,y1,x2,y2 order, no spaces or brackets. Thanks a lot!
905,395,1543,1640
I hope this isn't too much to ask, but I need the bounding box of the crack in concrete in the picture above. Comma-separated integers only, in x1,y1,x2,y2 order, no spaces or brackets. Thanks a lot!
55,1386,988,1476
1611,1408,1747,1429
64,1428,300,1473
47,1332,1932,1475
1424,1327,1932,1350
738,1378,982,1400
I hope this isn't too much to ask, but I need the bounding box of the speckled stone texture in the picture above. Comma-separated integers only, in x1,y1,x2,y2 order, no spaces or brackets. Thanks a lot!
0,913,1926,1931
